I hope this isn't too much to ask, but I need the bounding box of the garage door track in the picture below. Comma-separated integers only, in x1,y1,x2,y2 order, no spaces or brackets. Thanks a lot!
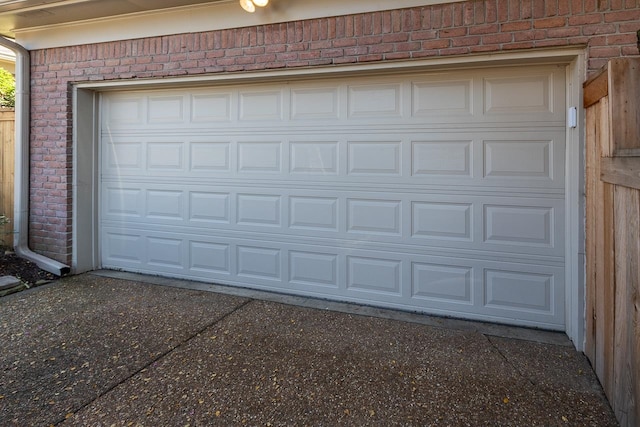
0,274,617,426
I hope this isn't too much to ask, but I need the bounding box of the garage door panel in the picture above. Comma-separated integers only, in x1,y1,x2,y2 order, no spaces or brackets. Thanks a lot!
412,140,472,177
189,191,231,223
412,79,473,118
481,67,565,122
101,182,564,256
412,201,473,241
103,132,564,190
100,228,565,328
101,66,565,132
190,241,231,274
189,141,232,172
103,232,145,264
148,94,187,124
101,65,567,329
291,87,340,120
289,251,339,288
239,90,284,121
191,92,233,123
412,262,473,304
289,196,339,231
103,95,145,127
236,194,282,227
289,141,340,174
347,199,402,236
347,141,402,176
484,205,554,248
484,269,554,314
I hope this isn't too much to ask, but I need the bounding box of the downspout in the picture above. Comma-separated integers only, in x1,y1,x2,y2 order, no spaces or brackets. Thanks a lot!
0,36,70,276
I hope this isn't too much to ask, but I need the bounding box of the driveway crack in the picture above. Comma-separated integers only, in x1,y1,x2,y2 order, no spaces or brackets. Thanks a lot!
53,298,254,426
484,334,539,389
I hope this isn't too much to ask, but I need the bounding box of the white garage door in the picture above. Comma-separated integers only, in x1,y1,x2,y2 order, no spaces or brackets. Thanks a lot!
100,64,567,329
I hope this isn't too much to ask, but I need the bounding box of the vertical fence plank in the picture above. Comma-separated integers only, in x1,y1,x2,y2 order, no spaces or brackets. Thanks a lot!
584,105,597,364
613,186,639,426
0,110,14,246
584,58,640,427
599,96,616,401
609,59,640,154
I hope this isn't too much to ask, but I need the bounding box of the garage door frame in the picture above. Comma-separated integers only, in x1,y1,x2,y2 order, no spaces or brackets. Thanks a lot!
72,47,587,349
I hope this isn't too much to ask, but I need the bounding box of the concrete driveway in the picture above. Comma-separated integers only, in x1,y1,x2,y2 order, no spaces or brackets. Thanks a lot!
0,272,617,426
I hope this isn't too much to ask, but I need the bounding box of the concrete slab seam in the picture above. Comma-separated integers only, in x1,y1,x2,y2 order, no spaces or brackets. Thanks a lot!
49,297,254,426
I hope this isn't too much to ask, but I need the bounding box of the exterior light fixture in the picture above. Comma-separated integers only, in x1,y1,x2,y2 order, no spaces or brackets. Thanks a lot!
240,0,269,12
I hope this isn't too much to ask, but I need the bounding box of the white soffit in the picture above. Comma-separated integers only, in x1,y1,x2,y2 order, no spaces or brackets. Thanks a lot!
15,0,464,50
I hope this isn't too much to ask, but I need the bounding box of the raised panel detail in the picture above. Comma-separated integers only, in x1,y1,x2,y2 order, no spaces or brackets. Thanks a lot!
147,190,183,219
237,194,281,226
348,142,401,175
190,242,230,273
290,142,338,174
148,96,185,123
290,197,338,230
485,205,552,247
237,246,281,279
238,142,281,172
147,237,183,268
106,142,142,169
191,94,231,122
349,84,401,118
412,141,471,176
190,142,230,171
190,192,230,223
485,269,552,312
147,142,183,170
105,97,143,126
292,88,339,120
289,251,338,287
347,257,401,295
105,188,143,217
104,233,143,263
240,91,282,121
485,74,551,114
412,202,472,240
348,199,401,235
412,263,472,303
412,80,472,116
484,141,551,179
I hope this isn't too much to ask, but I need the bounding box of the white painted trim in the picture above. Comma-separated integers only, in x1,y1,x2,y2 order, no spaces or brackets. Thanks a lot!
564,52,587,351
72,47,587,347
16,0,464,50
72,87,100,273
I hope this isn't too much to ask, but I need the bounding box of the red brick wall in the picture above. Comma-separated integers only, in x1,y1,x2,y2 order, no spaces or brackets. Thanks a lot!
29,0,640,264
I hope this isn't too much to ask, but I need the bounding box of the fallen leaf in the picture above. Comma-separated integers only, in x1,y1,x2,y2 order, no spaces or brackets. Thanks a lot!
503,397,509,404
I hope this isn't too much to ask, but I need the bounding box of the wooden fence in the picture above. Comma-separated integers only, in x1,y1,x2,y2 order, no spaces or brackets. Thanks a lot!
0,109,14,246
584,58,640,427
